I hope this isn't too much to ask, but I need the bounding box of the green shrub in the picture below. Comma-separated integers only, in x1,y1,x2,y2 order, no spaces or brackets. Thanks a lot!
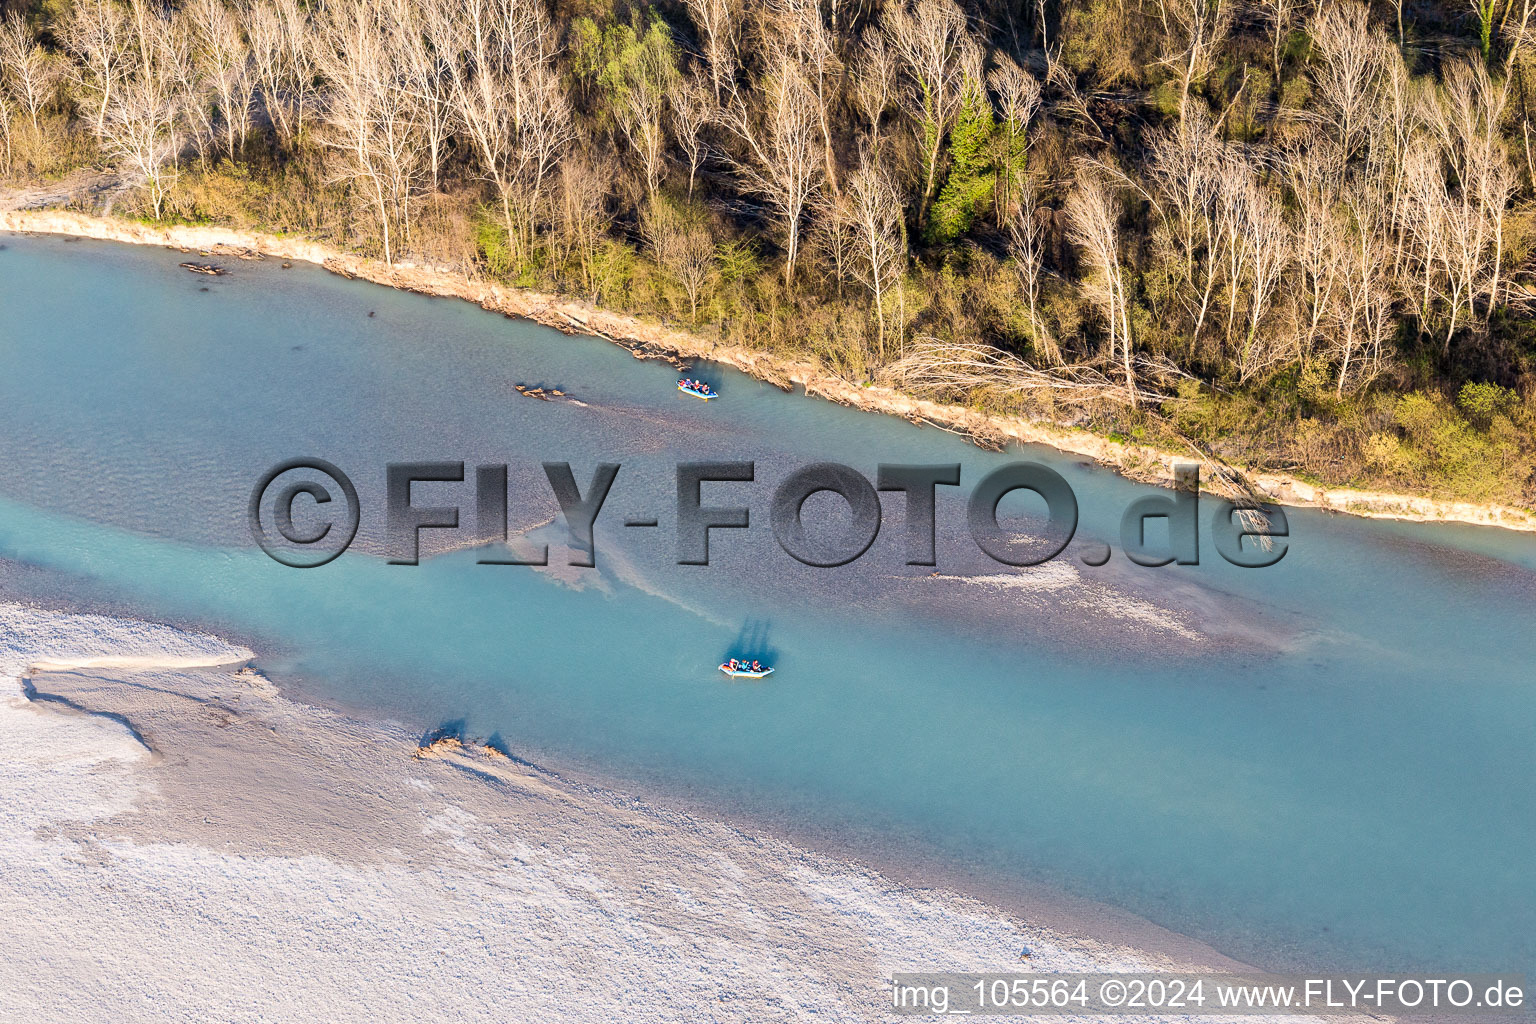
1456,381,1517,427
476,220,516,280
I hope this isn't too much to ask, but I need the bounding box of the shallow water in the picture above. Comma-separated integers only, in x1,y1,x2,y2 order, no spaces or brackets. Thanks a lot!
2,233,1534,973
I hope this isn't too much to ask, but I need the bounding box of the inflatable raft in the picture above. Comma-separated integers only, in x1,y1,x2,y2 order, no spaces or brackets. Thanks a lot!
718,663,774,679
678,380,717,400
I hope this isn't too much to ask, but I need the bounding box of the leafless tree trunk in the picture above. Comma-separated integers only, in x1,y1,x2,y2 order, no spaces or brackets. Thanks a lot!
557,153,615,302
1425,56,1515,333
672,71,714,199
847,157,907,359
187,0,253,158
276,0,318,139
1255,0,1299,80
99,80,182,220
685,0,738,104
1332,185,1392,395
317,0,425,263
1204,154,1295,378
614,31,675,203
887,0,977,229
57,0,133,135
1067,167,1137,406
773,0,842,194
393,0,455,192
1159,0,1234,119
245,0,290,142
1008,170,1058,365
1372,46,1419,267
244,0,318,146
720,62,823,286
988,56,1040,221
851,30,897,147
162,12,218,170
1284,139,1344,360
435,0,572,266
0,92,13,174
644,198,717,321
96,2,184,219
1309,0,1384,162
1146,108,1221,355
0,13,65,132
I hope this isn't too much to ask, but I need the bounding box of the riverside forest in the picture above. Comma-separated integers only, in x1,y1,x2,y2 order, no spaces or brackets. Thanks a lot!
2,0,1536,507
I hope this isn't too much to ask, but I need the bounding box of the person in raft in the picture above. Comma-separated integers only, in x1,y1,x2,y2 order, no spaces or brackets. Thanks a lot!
751,661,761,672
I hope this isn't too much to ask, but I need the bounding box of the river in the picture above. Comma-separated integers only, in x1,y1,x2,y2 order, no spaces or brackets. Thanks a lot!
1,232,1532,974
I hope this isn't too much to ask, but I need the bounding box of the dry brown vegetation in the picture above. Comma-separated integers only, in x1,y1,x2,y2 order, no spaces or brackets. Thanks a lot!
4,0,1536,506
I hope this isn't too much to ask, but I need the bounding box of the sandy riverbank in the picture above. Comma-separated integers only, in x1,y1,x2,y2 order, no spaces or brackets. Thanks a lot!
5,206,1534,535
0,600,1331,1023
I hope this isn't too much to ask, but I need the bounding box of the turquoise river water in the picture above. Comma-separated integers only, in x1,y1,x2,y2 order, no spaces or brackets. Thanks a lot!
1,233,1533,974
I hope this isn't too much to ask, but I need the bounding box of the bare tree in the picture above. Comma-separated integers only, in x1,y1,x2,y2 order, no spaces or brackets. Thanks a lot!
772,0,842,193
435,0,573,265
1309,0,1384,162
1425,56,1515,326
244,0,289,140
1373,40,1419,257
556,153,616,302
851,29,898,146
989,57,1041,141
96,27,182,216
0,90,13,174
887,0,977,228
720,62,823,286
1145,108,1222,354
989,55,1040,220
187,0,253,158
846,158,908,358
57,0,134,134
1212,155,1250,344
317,0,424,262
1066,167,1137,406
613,26,677,203
244,0,318,145
1008,170,1059,365
1400,141,1444,327
811,191,856,291
685,0,738,103
1159,0,1235,118
644,199,717,321
0,12,65,133
275,0,318,138
509,65,576,255
1279,141,1342,366
884,340,1171,408
1255,0,1300,80
1385,0,1408,48
672,70,714,199
1231,167,1292,382
393,0,456,192
1503,0,1536,78
163,9,217,168
1331,185,1393,395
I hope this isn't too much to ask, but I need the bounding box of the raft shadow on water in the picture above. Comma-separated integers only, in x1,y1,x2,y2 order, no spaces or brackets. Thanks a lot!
722,619,779,669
